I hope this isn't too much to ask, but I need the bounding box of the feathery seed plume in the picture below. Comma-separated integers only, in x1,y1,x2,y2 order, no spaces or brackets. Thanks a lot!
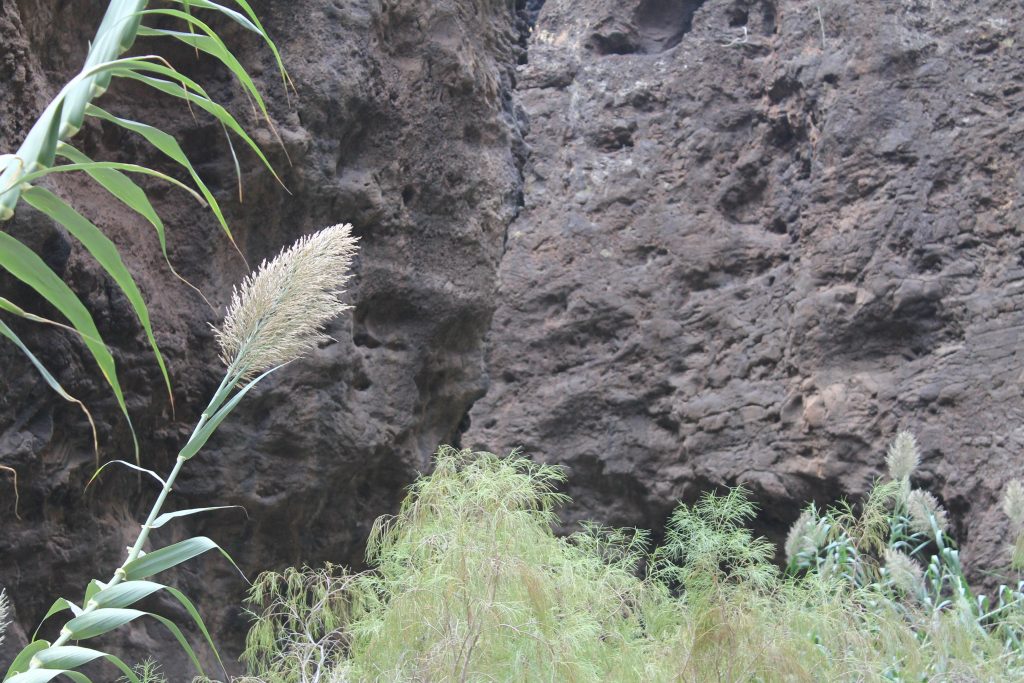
216,224,359,378
784,508,825,565
885,431,920,482
883,548,923,595
1003,479,1024,531
906,489,949,536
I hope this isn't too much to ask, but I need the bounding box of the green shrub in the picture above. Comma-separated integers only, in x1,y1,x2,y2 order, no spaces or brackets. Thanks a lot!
240,438,1024,682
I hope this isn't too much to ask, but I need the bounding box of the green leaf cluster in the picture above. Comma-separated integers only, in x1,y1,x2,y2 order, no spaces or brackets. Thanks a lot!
0,0,288,458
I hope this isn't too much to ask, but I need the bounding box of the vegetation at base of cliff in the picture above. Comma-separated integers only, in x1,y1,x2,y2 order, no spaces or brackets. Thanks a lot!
221,438,1024,683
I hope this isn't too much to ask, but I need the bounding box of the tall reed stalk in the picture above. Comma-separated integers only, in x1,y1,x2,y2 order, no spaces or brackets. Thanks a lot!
3,224,358,683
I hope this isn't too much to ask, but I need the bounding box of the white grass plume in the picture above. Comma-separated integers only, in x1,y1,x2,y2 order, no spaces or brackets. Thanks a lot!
883,548,922,596
216,224,359,378
907,489,949,536
785,508,823,566
886,431,920,483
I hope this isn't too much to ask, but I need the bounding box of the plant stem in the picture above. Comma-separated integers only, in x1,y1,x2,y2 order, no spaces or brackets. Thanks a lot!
35,366,239,658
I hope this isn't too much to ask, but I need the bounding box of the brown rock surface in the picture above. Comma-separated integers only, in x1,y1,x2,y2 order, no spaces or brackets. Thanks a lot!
2,0,1024,676
466,0,1024,568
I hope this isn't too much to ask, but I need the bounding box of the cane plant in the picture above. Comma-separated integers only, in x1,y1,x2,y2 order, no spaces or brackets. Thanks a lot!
2,223,359,682
0,0,289,455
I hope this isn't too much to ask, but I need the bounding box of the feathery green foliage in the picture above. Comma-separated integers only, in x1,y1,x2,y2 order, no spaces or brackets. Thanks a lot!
0,0,288,452
239,438,1024,683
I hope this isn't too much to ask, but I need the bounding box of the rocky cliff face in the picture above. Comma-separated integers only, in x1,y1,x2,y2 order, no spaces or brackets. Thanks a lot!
467,0,1024,561
2,0,1023,676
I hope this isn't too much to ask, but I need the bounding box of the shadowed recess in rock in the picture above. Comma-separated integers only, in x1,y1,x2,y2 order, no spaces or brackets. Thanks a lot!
524,0,546,27
635,0,707,53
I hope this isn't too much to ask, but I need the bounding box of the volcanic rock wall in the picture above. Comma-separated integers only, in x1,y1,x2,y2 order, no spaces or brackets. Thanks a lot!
467,0,1024,561
2,0,1024,675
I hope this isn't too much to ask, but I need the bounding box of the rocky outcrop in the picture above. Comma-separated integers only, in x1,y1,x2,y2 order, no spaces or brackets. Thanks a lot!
467,0,1024,569
3,0,1024,676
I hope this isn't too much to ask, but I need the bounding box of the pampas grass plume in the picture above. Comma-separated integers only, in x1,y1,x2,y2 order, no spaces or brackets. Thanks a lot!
884,548,923,595
215,224,359,377
886,431,920,482
907,489,949,536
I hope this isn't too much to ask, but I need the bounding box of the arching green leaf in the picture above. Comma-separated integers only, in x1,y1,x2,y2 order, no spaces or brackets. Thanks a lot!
91,581,164,609
0,231,136,458
178,364,282,460
0,316,98,459
85,104,234,245
4,640,50,679
123,536,243,581
21,186,172,409
4,669,92,683
137,9,269,120
166,0,290,88
65,608,145,640
114,70,283,189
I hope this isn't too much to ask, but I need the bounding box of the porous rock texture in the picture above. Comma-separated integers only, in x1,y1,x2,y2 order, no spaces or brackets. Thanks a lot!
1,0,1024,675
467,0,1024,564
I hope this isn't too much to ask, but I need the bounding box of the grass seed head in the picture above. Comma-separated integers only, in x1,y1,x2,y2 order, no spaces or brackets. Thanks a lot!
215,224,359,378
784,509,823,565
883,548,923,595
885,431,920,483
906,489,949,536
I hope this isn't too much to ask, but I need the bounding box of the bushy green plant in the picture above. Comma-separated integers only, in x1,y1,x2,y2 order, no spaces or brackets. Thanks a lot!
239,438,1024,683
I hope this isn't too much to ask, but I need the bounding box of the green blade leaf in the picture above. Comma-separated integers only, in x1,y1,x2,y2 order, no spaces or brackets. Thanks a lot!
32,651,140,683
122,536,244,581
81,581,106,608
64,608,144,640
89,580,225,676
87,460,166,490
0,231,136,458
163,585,226,675
4,640,50,679
85,104,234,246
21,186,173,410
91,581,164,609
114,70,283,189
4,669,91,683
165,0,290,88
148,613,205,676
137,9,269,120
151,505,244,528
0,317,98,460
31,598,78,641
52,145,206,216
32,646,106,670
178,365,281,460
